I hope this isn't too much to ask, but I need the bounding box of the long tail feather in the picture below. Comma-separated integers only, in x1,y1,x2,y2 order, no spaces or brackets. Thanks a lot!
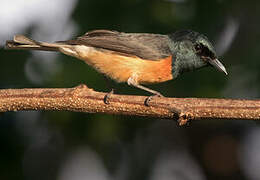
5,35,64,51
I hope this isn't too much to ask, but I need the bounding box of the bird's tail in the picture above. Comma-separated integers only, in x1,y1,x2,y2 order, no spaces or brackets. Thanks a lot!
5,35,64,51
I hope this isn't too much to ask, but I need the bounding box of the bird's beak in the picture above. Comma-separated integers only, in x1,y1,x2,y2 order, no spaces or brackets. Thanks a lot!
209,59,228,75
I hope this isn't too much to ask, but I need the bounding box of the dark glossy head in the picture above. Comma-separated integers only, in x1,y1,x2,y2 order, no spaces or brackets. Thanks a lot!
168,30,227,77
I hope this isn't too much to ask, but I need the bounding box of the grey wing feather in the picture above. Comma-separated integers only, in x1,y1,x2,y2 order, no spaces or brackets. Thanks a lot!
62,30,172,60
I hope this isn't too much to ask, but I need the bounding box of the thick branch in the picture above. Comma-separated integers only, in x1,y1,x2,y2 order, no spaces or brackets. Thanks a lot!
0,84,260,125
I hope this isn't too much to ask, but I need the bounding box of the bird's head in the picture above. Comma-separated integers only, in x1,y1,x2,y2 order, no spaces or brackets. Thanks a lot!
168,30,227,77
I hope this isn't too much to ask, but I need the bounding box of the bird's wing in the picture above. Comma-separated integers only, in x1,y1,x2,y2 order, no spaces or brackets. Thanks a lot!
61,30,172,60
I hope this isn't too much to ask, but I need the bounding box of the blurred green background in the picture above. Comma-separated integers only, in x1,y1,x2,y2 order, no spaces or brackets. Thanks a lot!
1,0,260,179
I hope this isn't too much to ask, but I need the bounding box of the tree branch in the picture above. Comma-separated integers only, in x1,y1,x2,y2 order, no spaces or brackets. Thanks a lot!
0,84,259,125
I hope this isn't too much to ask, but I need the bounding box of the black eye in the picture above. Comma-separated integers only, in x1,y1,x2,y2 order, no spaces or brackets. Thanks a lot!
194,43,216,60
195,43,202,52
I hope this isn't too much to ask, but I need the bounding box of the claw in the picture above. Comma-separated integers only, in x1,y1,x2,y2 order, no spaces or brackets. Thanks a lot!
104,89,114,104
144,93,164,106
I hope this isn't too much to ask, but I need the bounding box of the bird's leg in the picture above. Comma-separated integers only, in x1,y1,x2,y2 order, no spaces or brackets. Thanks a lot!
103,76,115,104
127,77,164,106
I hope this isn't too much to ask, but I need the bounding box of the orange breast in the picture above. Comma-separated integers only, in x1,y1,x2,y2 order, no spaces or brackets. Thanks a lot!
70,45,173,84
137,55,173,84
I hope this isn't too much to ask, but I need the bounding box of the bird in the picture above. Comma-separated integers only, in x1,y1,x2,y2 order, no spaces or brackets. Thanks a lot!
5,29,227,104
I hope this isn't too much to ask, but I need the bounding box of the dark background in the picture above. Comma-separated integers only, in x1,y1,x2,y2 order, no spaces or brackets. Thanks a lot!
1,0,260,179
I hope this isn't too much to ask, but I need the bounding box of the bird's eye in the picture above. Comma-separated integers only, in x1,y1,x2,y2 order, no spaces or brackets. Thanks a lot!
195,43,202,52
194,43,216,60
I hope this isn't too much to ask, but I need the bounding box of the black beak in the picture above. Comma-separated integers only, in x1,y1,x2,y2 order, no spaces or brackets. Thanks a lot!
209,59,228,75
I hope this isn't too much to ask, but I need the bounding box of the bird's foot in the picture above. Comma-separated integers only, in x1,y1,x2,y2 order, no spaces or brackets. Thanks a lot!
104,89,114,104
144,93,164,106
